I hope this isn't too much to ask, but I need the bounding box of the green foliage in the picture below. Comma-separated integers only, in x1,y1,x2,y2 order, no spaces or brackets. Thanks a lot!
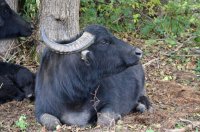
164,38,177,46
15,115,28,131
146,128,155,132
20,0,199,43
194,36,200,43
175,122,184,129
141,0,199,40
80,0,140,32
80,0,200,42
21,0,39,20
145,39,157,45
195,59,200,73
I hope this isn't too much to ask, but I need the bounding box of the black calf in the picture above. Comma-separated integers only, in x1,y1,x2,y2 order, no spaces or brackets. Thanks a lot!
0,0,33,39
0,0,34,104
0,62,35,104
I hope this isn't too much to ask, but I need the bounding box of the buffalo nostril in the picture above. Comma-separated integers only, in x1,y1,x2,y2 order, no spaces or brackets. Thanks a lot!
135,48,143,58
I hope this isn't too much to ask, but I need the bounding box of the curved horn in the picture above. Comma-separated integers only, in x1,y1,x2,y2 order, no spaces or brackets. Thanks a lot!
41,27,95,53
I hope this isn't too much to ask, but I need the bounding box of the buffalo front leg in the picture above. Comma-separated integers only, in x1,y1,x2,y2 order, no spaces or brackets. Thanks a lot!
136,95,152,113
40,113,62,130
97,111,121,126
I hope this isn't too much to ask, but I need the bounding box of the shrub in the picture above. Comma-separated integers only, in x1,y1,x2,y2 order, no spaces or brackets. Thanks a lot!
80,0,200,41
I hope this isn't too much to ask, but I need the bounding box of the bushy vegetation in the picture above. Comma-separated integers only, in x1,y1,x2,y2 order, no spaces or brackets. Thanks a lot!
80,0,200,40
20,0,39,21
19,0,200,44
196,59,200,73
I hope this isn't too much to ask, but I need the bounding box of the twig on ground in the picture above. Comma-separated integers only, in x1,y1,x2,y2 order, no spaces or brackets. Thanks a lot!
191,48,200,54
143,58,159,68
159,35,196,56
164,120,200,132
0,41,15,61
160,52,200,57
174,44,184,52
112,15,125,23
179,118,193,124
135,9,153,21
4,41,25,52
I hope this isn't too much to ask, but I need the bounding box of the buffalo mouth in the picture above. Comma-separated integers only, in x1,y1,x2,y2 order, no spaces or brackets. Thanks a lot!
41,27,95,53
126,61,140,67
124,48,143,67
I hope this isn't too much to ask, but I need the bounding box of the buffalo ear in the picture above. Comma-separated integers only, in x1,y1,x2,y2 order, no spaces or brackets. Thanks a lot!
81,50,94,65
81,50,90,61
0,16,4,27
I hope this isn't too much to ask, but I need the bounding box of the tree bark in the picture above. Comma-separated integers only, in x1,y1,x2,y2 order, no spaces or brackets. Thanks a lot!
39,0,80,41
0,0,18,58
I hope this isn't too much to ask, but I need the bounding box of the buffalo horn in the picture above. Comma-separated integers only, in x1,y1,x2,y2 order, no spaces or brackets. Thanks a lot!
41,27,95,53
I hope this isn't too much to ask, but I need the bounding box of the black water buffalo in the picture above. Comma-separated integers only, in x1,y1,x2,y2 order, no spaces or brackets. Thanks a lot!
35,25,151,130
0,0,33,38
0,0,35,104
0,62,35,104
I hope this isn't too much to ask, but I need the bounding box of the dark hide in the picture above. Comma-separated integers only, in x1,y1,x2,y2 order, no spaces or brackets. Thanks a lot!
99,64,151,115
35,25,151,130
0,62,35,104
0,0,33,39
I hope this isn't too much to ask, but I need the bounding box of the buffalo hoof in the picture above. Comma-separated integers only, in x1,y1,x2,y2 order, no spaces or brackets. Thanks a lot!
97,112,121,126
133,95,152,113
136,103,146,113
40,113,61,130
138,95,151,110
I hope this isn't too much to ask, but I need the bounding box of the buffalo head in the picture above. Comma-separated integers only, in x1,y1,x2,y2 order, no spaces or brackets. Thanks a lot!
0,0,33,39
41,25,142,77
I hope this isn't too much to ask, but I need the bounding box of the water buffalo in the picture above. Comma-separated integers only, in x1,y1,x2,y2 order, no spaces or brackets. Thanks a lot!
35,25,151,130
0,0,35,104
0,62,35,104
0,0,33,39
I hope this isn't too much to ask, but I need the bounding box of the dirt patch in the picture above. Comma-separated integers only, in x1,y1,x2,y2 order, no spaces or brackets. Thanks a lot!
0,100,40,132
0,80,199,132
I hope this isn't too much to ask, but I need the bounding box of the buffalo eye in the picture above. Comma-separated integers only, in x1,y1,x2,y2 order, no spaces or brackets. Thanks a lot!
100,39,111,45
3,7,11,17
4,9,9,14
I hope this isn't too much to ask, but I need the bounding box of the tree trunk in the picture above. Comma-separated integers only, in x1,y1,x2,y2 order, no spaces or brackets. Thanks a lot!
39,0,80,41
0,0,18,59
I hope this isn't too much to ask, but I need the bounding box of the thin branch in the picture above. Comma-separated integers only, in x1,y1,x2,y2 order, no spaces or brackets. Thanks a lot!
179,118,193,124
191,49,200,54
164,121,200,132
160,52,200,57
161,35,197,56
112,15,125,24
90,85,100,112
134,9,153,21
143,58,159,68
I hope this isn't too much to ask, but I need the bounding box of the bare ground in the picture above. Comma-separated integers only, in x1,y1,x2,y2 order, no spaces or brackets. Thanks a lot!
0,36,199,132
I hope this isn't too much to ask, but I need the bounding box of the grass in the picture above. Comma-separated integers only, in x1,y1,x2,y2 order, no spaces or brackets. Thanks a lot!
15,115,29,131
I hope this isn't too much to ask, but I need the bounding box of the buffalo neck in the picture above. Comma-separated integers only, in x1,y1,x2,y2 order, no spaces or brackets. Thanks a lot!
39,50,101,104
